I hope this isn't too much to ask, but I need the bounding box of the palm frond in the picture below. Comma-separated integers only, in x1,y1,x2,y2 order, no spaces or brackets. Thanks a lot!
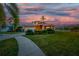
0,4,6,29
5,3,19,30
10,3,19,13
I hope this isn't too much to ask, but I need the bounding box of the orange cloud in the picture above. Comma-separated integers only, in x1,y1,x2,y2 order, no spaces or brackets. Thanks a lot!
21,15,55,22
20,15,79,25
57,16,79,24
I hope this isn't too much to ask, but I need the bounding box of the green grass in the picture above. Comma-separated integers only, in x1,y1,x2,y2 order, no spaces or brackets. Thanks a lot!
0,32,22,34
0,38,18,56
25,32,79,56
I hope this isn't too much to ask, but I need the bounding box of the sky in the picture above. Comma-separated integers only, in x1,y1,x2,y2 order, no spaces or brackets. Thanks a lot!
17,3,79,25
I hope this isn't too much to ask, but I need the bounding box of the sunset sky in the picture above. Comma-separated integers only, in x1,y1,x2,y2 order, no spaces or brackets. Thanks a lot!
11,3,79,25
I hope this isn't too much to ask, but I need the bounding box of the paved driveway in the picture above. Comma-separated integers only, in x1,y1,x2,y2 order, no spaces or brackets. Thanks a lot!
0,33,45,56
15,36,45,56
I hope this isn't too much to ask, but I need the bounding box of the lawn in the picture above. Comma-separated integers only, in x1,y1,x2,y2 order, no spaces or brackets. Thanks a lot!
0,32,22,34
25,32,79,56
0,38,18,56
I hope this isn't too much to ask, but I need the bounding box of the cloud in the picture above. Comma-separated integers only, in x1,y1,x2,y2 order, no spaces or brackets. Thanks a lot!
45,10,70,16
20,14,79,25
18,3,79,25
18,3,79,17
20,14,55,23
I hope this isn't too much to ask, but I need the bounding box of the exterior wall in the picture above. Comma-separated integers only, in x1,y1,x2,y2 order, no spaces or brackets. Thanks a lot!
42,26,45,30
35,25,55,31
23,25,55,32
34,25,42,31
44,26,55,30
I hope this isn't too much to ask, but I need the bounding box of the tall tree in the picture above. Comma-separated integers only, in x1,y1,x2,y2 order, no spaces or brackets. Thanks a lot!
0,4,6,31
5,3,19,30
0,3,19,31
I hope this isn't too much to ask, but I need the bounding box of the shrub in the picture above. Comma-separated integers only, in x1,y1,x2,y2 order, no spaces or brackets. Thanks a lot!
35,28,55,34
35,31,42,34
26,28,55,35
46,28,55,34
15,26,24,32
26,29,34,35
42,30,48,34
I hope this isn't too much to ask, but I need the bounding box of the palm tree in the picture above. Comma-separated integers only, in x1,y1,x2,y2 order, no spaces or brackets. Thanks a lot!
5,3,19,31
0,3,19,31
0,4,6,31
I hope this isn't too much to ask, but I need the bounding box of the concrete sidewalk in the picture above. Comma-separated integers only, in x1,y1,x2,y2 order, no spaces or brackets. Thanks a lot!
15,36,45,56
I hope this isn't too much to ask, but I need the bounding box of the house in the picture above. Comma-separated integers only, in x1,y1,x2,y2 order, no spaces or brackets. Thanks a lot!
32,21,55,31
23,16,55,31
23,23,35,32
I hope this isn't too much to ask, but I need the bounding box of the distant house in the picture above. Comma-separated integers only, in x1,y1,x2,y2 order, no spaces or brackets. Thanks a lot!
23,16,55,31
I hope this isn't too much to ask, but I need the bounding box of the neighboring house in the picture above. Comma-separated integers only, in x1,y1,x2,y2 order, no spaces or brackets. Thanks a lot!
23,16,55,31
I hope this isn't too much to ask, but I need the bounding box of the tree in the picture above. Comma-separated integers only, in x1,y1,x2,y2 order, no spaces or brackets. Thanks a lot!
0,4,6,31
0,3,19,31
71,26,79,31
5,3,19,30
